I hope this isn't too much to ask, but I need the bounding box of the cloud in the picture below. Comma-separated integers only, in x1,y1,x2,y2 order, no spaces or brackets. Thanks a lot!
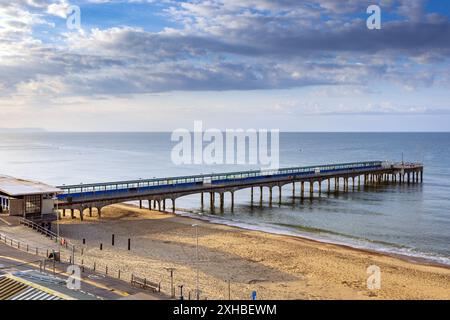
46,1,71,18
0,0,449,100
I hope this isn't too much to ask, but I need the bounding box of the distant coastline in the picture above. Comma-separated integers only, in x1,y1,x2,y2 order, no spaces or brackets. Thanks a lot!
0,128,46,133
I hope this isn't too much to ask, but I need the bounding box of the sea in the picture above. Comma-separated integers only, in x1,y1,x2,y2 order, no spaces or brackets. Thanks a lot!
1,132,449,265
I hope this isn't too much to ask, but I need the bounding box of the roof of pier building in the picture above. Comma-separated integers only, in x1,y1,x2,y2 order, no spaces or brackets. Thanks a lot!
0,175,61,197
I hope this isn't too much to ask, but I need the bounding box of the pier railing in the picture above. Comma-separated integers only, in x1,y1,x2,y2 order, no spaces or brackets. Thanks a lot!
57,161,385,199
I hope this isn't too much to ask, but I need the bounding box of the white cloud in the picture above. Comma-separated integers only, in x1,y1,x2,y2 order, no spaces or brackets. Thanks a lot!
46,1,71,18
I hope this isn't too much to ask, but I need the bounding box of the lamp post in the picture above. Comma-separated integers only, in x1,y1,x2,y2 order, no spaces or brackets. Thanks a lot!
165,267,176,298
53,196,60,249
192,223,199,300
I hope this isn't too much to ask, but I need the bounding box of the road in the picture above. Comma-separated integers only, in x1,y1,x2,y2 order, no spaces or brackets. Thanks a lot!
0,242,166,300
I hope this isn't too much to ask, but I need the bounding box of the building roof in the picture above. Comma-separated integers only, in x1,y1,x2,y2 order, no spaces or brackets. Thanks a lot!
0,274,68,300
0,175,61,197
0,271,99,300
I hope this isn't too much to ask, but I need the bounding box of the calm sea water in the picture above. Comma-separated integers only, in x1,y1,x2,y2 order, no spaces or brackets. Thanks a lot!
1,132,449,264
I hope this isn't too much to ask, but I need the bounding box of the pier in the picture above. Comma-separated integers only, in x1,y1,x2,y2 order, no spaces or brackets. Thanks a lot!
55,161,423,220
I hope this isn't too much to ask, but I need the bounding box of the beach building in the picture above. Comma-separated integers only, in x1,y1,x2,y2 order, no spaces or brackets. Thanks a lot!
0,175,61,223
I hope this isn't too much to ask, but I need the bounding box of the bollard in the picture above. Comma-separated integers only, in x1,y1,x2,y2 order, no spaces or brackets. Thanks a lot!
106,266,108,275
178,285,184,301
118,270,121,279
93,262,96,271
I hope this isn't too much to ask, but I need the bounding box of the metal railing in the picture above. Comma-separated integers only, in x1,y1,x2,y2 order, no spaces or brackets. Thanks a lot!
19,218,74,250
57,161,384,198
0,232,59,259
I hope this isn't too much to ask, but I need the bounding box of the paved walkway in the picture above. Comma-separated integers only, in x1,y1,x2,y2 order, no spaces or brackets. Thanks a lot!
0,220,59,253
0,217,167,300
0,243,166,300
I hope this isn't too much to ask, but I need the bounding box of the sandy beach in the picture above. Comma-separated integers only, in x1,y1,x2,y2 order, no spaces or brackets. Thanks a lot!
56,204,450,300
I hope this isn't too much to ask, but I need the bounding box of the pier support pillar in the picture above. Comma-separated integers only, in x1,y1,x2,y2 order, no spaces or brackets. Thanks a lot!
352,177,355,190
139,200,142,209
292,182,295,198
309,180,313,198
260,186,263,204
407,173,410,184
97,207,102,218
318,180,322,195
231,192,234,211
278,185,282,204
172,199,176,213
79,208,83,221
420,170,423,182
250,187,254,206
327,179,330,193
210,192,215,212
71,209,74,219
269,187,273,206
201,193,204,209
62,209,66,217
219,193,224,211
89,207,92,217
301,182,305,199
163,199,166,211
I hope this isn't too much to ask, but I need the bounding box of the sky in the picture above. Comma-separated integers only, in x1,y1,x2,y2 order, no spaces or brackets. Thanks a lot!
0,0,449,132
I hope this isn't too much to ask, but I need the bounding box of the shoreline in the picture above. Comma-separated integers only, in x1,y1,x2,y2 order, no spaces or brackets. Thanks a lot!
57,204,450,299
157,204,450,270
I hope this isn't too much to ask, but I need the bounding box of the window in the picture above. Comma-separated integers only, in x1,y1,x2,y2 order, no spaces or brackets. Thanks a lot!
25,195,41,214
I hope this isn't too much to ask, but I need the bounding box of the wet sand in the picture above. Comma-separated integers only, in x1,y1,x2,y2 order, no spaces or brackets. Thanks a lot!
56,204,450,300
